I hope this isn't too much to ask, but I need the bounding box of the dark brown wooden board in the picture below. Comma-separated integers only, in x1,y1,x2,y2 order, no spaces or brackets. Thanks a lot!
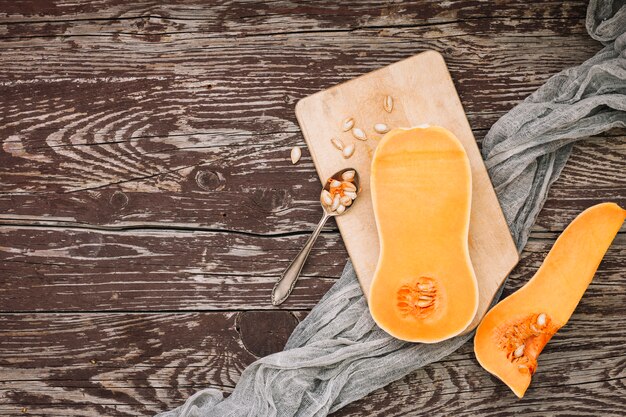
1,1,625,416
0,237,624,417
0,226,623,312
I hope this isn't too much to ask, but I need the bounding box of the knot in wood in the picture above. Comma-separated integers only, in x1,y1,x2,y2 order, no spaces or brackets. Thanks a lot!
195,169,224,191
109,191,129,210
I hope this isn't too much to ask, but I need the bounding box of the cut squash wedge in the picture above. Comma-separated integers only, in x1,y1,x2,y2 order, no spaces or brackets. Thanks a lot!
474,202,626,398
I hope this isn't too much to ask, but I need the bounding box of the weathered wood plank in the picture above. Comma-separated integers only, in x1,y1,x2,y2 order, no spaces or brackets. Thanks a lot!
1,134,623,234
0,226,343,311
1,225,623,311
0,0,588,25
337,329,626,416
0,20,599,131
0,282,623,417
0,312,246,416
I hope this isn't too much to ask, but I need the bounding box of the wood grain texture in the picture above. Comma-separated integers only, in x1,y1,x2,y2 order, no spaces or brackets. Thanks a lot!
0,1,620,234
0,229,623,313
1,133,623,234
1,0,625,416
0,236,623,416
0,226,342,311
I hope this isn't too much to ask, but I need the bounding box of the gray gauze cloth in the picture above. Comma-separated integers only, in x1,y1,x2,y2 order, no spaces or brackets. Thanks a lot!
158,1,625,416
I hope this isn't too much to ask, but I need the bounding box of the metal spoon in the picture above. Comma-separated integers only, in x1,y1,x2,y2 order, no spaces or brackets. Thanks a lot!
271,168,360,306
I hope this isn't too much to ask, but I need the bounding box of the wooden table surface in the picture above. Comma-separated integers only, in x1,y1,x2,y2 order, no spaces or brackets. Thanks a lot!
1,1,624,416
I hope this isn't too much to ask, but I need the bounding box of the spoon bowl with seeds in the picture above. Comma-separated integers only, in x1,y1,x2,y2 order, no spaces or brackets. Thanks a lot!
271,168,360,306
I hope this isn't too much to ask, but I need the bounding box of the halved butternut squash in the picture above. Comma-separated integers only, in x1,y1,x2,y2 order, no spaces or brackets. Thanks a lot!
474,202,625,398
369,126,479,343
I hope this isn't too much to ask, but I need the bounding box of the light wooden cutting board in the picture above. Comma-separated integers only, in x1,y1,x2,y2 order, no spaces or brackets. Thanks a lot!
295,50,519,332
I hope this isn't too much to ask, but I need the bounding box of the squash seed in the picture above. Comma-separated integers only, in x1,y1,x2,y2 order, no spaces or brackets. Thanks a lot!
341,181,357,191
342,117,355,132
514,344,525,358
330,194,341,211
321,190,333,206
340,196,352,206
537,313,546,327
352,127,367,141
383,95,393,113
290,146,301,164
331,137,344,151
335,204,346,214
342,143,355,159
330,179,341,188
374,123,389,134
341,170,355,181
344,190,357,200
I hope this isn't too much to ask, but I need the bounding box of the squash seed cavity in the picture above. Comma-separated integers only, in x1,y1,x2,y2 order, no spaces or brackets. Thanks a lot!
396,277,437,318
495,313,560,375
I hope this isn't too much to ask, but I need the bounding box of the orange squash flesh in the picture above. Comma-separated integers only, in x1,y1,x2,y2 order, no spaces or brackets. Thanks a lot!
474,202,626,398
369,126,479,343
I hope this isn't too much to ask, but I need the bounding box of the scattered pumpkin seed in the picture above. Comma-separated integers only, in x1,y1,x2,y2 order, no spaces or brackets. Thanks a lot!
331,137,344,151
352,127,367,141
384,95,394,113
290,146,301,164
342,143,355,158
374,123,390,134
342,117,355,132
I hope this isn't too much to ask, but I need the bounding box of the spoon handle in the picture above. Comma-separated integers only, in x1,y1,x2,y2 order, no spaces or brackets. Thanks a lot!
272,212,331,306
